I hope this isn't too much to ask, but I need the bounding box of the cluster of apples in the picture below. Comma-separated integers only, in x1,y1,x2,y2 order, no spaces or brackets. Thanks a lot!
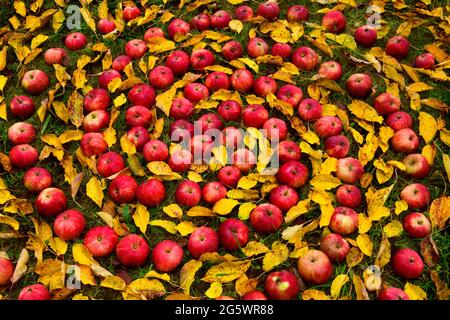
3,0,439,300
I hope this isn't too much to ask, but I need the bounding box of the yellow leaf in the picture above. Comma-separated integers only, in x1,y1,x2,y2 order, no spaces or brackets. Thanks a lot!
285,200,310,223
348,100,383,123
235,274,258,297
120,134,136,155
424,44,448,63
441,129,450,147
101,276,126,291
31,34,48,49
310,174,341,191
262,241,289,272
202,260,251,284
86,176,104,208
133,204,149,234
242,241,269,257
176,221,196,236
395,200,408,215
10,249,29,284
205,282,223,299
123,278,166,300
444,154,450,184
346,247,364,268
49,237,68,256
405,282,427,300
144,270,171,282
422,144,436,166
358,213,372,234
187,206,214,217
352,274,369,300
429,196,450,229
98,0,109,19
237,58,259,73
67,90,84,128
187,171,203,183
149,220,177,234
325,33,357,51
180,260,203,294
80,7,96,32
0,46,7,72
302,289,331,300
103,127,117,148
356,234,373,256
238,202,256,220
418,112,438,144
14,1,27,17
113,93,127,107
163,204,183,219
72,243,95,266
331,274,349,299
237,176,257,190
213,199,240,215
147,161,174,176
52,101,69,123
383,220,403,238
421,98,449,113
375,233,391,268
319,202,334,227
52,9,65,32
0,215,20,231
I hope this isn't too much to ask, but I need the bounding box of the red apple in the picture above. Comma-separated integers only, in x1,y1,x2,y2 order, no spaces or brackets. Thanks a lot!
211,10,232,29
354,25,377,47
298,98,323,121
250,203,283,234
148,65,174,90
222,40,243,61
23,167,53,193
403,212,431,238
136,179,166,207
242,291,268,300
336,157,364,184
253,76,278,97
276,160,309,189
190,13,211,31
108,174,138,204
168,149,192,172
379,287,410,300
44,48,67,65
202,181,227,204
217,165,241,188
128,84,156,107
170,97,194,120
21,70,49,95
403,154,430,179
230,69,254,93
314,116,343,138
232,149,256,173
287,5,309,22
35,187,67,217
82,110,110,132
166,50,190,76
374,92,401,116
64,32,87,51
322,10,346,34
263,117,287,141
197,113,224,133
242,104,269,128
18,284,51,300
123,5,141,22
184,83,209,102
0,257,14,286
127,126,149,151
188,226,219,259
126,105,152,128
167,18,190,39
144,27,165,42
297,249,333,285
277,84,303,108
400,183,430,210
278,140,301,163
346,73,373,98
265,270,299,300
318,61,343,81
218,100,242,122
84,225,118,257
391,248,424,279
269,185,299,212
84,88,110,112
97,151,125,178
205,72,230,91
324,134,350,158
335,184,362,209
385,36,410,60
125,39,147,60
169,120,194,142
143,139,169,162
10,95,35,118
175,180,202,207
98,69,121,89
80,132,108,157
53,209,86,241
9,144,38,169
414,53,435,69
257,1,280,21
190,134,214,160
218,218,249,250
320,233,350,262
386,111,413,132
97,18,116,34
116,234,150,268
223,126,244,149
8,122,36,145
292,47,318,71
247,37,269,58
191,49,215,71
152,240,183,272
391,128,419,154
235,6,254,21
329,206,359,235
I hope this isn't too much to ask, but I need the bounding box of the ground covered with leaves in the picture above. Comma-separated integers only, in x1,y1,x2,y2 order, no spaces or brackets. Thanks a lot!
0,0,449,301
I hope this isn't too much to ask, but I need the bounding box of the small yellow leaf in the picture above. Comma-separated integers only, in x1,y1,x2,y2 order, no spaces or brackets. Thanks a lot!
404,282,427,300
331,274,349,299
86,177,104,208
133,204,149,234
101,276,127,291
120,134,137,155
262,241,289,272
149,220,177,234
205,282,223,299
176,221,196,236
395,200,408,215
383,220,403,238
418,112,438,144
213,199,240,215
163,204,183,219
180,260,203,294
242,241,269,257
238,202,256,220
356,234,373,256
202,260,251,284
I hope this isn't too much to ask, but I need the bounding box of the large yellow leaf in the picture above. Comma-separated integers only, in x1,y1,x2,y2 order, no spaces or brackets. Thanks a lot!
86,177,104,208
429,196,450,229
202,260,251,283
180,260,202,294
330,274,349,299
418,112,438,144
101,276,127,291
356,234,373,256
262,241,289,272
213,199,240,215
133,204,149,234
404,282,427,300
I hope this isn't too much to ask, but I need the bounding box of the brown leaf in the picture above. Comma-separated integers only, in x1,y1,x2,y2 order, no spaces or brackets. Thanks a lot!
374,233,391,268
430,270,450,300
71,172,85,202
67,90,84,128
420,235,439,267
429,196,450,229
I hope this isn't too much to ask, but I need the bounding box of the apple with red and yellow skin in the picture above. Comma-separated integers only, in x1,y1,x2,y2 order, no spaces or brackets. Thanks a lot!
291,47,318,71
271,43,292,60
217,166,241,188
379,287,410,300
21,70,50,95
190,13,211,31
128,84,156,108
336,157,364,184
336,184,362,209
219,218,249,251
403,154,430,179
222,40,243,61
53,209,86,241
149,66,174,90
183,83,209,102
18,284,51,300
144,27,165,42
400,183,430,210
166,50,190,76
116,234,150,268
218,100,242,122
242,104,269,128
403,212,431,238
127,126,150,151
197,113,224,132
136,179,166,207
354,26,377,47
210,10,232,29
298,98,323,121
108,174,138,204
9,144,38,169
10,95,35,118
253,76,278,97
84,88,110,112
223,126,244,149
391,248,424,279
346,73,373,98
386,111,413,132
175,180,202,207
318,61,343,81
269,185,299,212
35,187,67,217
250,203,283,234
320,233,350,262
23,167,53,193
314,116,343,138
202,181,227,205
152,240,183,272
247,37,269,58
123,5,141,22
97,151,125,178
330,206,359,235
97,18,116,34
8,122,36,145
287,5,309,22
325,135,350,159
125,39,147,60
298,249,333,285
168,149,192,172
242,291,268,300
64,32,87,51
414,53,435,69
82,110,110,133
232,149,256,173
322,11,346,34
277,84,303,108
257,0,280,21
230,69,254,93
374,92,401,116
235,6,254,21
278,140,301,163
143,140,169,162
44,48,67,65
98,69,121,89
277,161,309,189
80,132,108,157
205,72,230,91
167,18,190,39
385,36,410,60
126,105,152,128
84,226,118,257
263,117,288,141
170,97,194,120
265,270,300,300
0,257,14,287
188,226,219,259
190,49,215,71
391,128,419,154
